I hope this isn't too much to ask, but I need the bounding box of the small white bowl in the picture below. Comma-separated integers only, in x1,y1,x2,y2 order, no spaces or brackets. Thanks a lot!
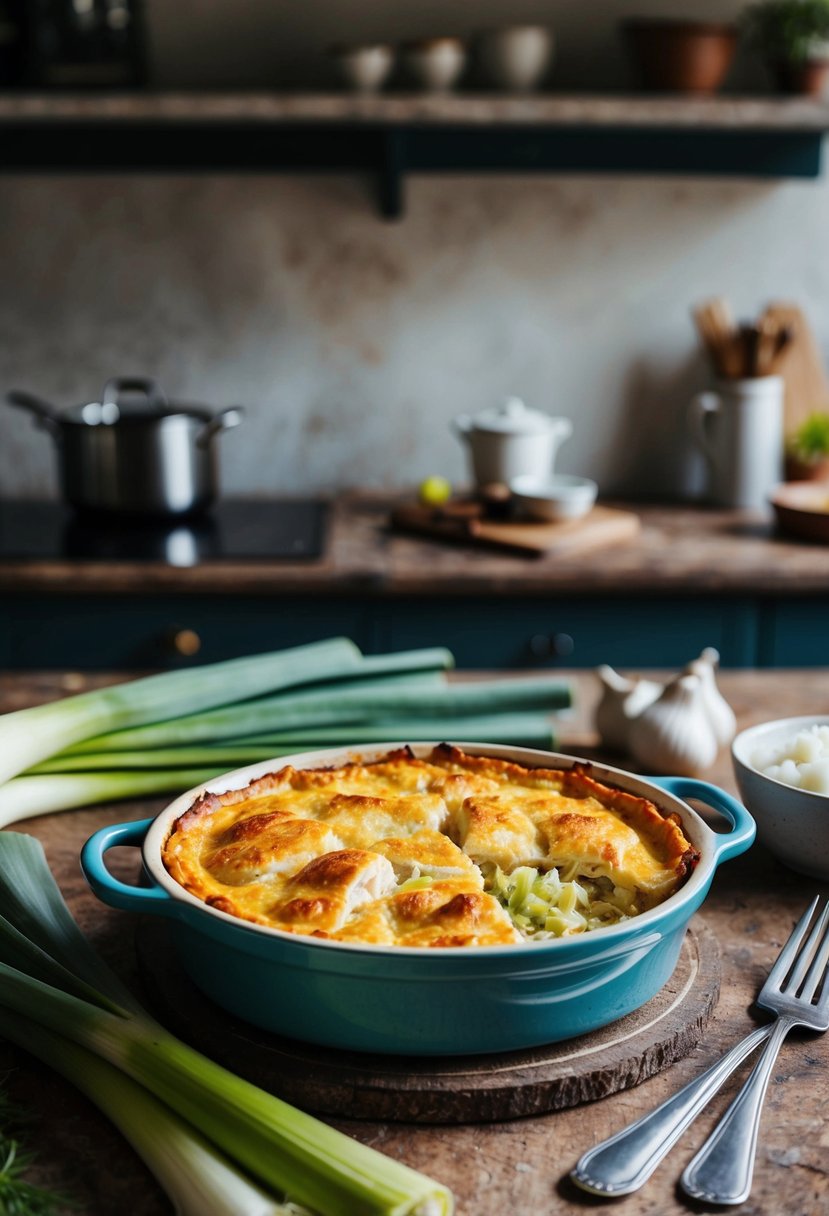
402,37,467,92
732,715,829,881
510,474,598,522
330,43,395,93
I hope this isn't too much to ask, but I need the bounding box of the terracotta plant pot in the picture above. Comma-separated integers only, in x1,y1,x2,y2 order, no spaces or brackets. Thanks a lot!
622,19,738,94
770,58,829,96
784,452,829,482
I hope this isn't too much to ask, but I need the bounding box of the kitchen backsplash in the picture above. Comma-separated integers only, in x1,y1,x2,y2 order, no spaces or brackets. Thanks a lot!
2,0,828,502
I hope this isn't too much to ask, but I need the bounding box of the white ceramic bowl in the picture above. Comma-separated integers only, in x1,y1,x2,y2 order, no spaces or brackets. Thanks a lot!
510,474,598,522
732,715,829,881
403,38,467,92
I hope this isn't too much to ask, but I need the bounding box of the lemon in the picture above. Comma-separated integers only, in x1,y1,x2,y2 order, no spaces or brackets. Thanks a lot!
418,476,452,506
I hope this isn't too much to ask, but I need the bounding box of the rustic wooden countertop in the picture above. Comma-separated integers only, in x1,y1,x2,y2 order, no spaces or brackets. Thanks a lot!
3,495,829,597
2,667,828,1216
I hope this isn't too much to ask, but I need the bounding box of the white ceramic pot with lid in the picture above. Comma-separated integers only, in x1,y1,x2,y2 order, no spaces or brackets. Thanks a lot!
453,396,573,487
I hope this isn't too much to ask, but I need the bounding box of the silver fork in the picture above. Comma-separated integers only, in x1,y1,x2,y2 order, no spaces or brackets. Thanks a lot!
681,896,829,1205
571,897,829,1199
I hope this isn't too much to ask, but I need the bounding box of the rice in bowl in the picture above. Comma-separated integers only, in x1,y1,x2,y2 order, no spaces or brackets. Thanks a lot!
751,723,829,794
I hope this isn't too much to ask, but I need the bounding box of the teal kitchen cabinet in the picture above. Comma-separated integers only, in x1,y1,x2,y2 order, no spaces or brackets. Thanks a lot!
376,595,760,669
2,595,376,670
757,599,829,667
2,590,823,672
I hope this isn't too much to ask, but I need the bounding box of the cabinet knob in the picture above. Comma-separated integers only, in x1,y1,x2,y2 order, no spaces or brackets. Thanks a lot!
528,632,574,661
170,628,202,657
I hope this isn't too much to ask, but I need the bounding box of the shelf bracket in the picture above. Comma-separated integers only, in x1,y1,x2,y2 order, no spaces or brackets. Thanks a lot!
379,129,405,220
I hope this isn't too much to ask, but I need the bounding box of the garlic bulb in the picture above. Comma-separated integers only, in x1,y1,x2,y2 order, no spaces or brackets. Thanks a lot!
627,672,719,776
594,665,662,753
684,647,737,749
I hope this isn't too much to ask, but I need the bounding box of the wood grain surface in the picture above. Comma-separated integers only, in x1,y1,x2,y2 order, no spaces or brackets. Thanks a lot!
390,503,640,555
0,92,828,129
4,496,829,596
2,668,829,1216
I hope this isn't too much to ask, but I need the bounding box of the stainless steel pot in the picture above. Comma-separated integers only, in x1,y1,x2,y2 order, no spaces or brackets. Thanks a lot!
5,377,243,517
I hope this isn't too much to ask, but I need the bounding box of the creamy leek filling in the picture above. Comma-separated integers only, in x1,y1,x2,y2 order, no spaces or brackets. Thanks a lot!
488,865,640,939
395,863,640,938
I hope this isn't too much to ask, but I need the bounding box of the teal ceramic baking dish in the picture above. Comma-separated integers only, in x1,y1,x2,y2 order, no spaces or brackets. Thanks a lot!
81,743,754,1056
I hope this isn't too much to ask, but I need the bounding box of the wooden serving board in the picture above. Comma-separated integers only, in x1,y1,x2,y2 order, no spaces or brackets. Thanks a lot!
762,302,829,435
390,502,641,556
136,919,719,1125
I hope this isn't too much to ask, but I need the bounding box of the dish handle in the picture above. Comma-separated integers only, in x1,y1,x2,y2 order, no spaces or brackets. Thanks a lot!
81,818,178,917
647,777,756,864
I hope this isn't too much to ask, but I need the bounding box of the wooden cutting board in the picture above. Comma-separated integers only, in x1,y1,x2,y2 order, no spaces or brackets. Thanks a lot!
136,919,719,1125
391,502,641,556
762,303,829,435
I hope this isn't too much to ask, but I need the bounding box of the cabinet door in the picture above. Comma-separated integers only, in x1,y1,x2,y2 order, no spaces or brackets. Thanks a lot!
0,606,9,667
758,600,829,666
5,595,373,670
375,595,759,669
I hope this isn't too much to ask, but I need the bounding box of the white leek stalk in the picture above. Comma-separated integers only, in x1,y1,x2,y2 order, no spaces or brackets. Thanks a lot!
0,1009,311,1216
0,637,362,785
0,769,227,827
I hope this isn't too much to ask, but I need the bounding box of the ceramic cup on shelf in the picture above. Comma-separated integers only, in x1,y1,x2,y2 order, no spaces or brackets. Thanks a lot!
477,25,555,92
402,37,467,92
687,375,784,510
330,43,395,94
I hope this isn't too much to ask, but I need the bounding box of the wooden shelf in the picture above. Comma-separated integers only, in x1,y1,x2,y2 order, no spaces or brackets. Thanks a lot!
0,91,825,217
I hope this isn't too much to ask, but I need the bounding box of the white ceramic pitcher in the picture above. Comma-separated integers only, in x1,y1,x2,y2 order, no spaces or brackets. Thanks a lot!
452,397,573,487
688,376,784,510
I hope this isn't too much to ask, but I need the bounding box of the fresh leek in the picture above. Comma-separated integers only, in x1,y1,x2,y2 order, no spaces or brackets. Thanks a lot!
0,833,453,1216
61,674,570,755
28,708,558,774
0,637,363,786
229,712,558,749
0,1009,312,1216
0,639,571,822
30,747,289,774
0,769,228,826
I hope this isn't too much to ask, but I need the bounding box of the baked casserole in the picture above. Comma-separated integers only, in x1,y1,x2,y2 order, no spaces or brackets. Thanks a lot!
162,744,699,947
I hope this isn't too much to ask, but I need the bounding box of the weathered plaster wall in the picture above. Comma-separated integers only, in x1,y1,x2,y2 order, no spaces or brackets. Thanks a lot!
1,3,825,502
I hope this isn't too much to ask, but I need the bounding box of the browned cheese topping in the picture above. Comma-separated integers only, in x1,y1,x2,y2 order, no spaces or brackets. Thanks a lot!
161,745,698,947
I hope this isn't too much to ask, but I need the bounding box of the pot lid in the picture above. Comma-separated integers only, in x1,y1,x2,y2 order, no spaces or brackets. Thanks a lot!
62,377,212,426
466,396,560,435
62,399,212,426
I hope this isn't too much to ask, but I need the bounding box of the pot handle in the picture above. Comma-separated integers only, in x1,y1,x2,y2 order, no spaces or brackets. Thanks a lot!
688,392,721,468
81,818,179,918
647,777,756,864
4,389,62,435
102,377,168,412
196,406,244,448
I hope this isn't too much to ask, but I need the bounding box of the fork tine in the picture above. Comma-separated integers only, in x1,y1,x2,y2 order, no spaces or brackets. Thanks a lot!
798,902,829,1005
786,899,829,993
765,895,820,990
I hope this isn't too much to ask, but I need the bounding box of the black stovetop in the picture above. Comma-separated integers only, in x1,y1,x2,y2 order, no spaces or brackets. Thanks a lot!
0,499,328,566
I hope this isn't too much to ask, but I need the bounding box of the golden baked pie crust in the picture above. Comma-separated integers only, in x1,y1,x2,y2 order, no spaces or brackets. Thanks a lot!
162,744,698,947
